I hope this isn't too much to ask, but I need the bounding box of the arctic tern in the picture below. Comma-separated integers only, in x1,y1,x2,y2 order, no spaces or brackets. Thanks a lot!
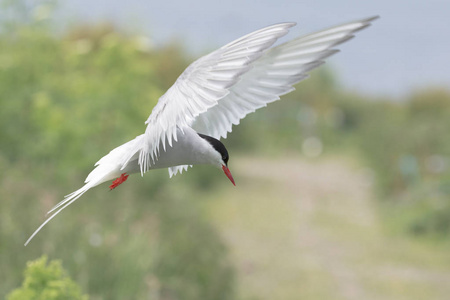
25,16,378,245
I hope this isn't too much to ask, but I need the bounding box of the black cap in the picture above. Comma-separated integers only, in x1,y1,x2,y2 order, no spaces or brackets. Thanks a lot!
198,133,229,165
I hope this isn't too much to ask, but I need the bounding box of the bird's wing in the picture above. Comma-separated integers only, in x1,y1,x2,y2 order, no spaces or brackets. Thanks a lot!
191,16,378,139
124,23,296,174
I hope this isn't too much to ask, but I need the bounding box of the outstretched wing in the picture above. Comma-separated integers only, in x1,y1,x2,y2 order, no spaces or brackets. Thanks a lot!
127,23,296,174
191,16,379,139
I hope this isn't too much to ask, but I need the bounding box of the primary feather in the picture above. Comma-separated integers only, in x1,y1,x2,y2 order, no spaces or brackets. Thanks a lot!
191,16,378,139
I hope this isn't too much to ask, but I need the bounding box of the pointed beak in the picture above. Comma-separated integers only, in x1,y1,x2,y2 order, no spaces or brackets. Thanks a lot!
222,165,236,186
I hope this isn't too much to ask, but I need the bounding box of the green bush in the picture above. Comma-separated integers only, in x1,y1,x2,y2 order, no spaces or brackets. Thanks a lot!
7,256,88,300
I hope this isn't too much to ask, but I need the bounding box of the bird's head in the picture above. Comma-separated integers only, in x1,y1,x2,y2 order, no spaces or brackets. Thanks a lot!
198,133,235,186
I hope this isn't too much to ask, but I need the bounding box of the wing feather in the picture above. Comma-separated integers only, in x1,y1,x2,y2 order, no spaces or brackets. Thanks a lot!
191,16,378,139
127,22,296,174
168,165,193,178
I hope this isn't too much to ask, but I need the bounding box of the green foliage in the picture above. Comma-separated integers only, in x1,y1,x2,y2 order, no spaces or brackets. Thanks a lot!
305,88,450,237
154,196,235,300
7,256,88,300
385,183,450,237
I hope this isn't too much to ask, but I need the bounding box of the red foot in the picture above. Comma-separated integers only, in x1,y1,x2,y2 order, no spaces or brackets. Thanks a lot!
109,173,129,190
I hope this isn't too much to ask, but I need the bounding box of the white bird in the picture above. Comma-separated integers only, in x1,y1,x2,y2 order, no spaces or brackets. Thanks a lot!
25,16,378,246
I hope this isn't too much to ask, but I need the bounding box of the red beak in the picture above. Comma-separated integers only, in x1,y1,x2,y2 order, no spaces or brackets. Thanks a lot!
222,165,236,186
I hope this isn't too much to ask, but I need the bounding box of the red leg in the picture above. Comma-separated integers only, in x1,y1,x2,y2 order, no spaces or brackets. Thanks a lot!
109,173,129,190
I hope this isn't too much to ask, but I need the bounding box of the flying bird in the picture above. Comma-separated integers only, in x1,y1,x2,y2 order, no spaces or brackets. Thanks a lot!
25,16,378,245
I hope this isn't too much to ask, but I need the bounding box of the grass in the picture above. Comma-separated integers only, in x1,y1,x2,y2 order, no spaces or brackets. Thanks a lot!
201,154,450,300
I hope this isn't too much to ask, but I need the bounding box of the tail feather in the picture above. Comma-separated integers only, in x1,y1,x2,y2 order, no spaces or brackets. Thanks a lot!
24,181,96,246
24,136,142,246
46,182,94,216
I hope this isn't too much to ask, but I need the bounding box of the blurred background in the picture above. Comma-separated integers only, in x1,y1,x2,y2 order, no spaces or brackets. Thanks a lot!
1,0,450,299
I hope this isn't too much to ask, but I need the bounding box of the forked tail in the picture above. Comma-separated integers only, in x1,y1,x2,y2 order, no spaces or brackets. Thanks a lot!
24,136,144,246
24,181,97,246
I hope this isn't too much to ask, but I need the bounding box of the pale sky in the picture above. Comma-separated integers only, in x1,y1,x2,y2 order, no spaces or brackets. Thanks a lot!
58,0,450,98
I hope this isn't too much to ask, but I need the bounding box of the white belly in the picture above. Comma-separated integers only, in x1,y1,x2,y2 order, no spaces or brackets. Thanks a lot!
121,127,217,175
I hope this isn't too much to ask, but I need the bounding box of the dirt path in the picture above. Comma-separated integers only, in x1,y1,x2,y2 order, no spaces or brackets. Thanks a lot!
206,155,450,300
